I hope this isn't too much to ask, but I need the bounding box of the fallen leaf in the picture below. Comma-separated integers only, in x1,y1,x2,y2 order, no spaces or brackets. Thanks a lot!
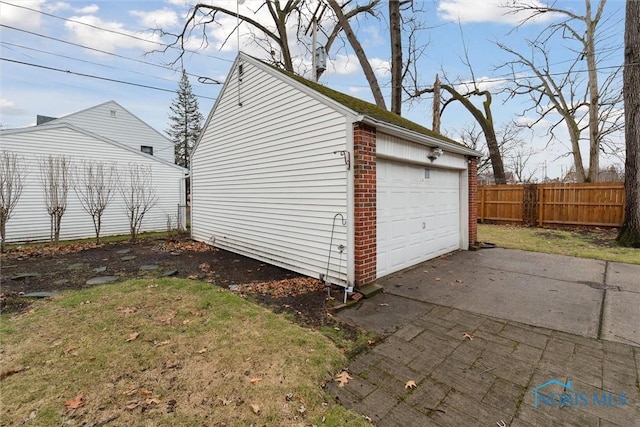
126,332,139,342
154,340,170,347
462,333,474,340
125,400,140,410
335,371,352,387
298,405,306,414
158,311,176,324
124,388,138,396
250,403,260,414
65,394,85,410
249,377,262,384
197,348,207,354
405,380,417,389
145,398,160,405
140,390,152,396
435,277,441,281
63,346,78,354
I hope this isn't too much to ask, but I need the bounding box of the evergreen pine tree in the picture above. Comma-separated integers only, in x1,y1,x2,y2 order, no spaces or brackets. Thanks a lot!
166,69,203,170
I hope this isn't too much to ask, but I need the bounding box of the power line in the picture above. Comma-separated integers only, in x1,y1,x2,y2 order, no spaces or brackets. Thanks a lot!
0,41,178,85
1,24,186,75
0,57,218,100
0,0,233,64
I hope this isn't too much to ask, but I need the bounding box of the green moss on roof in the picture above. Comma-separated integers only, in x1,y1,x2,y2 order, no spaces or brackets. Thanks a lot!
266,62,463,147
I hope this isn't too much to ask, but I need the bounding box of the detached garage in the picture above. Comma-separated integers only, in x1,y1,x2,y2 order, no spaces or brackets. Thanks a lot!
192,53,480,289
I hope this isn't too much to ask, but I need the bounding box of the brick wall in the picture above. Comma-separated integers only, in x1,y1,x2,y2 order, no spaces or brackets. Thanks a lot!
353,123,377,286
468,156,478,247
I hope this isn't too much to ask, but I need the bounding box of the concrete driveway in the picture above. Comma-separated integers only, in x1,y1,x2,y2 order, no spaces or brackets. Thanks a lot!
331,249,640,426
372,248,639,346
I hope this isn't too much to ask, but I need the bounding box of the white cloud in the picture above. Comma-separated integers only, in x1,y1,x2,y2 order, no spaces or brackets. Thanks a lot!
45,2,71,12
44,2,98,14
437,0,556,25
65,16,164,54
327,54,361,75
348,86,368,95
0,98,27,116
131,8,179,29
370,58,390,78
454,76,506,93
75,4,99,14
0,0,46,30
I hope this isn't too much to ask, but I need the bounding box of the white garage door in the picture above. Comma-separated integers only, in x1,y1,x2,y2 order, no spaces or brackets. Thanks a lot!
377,159,461,278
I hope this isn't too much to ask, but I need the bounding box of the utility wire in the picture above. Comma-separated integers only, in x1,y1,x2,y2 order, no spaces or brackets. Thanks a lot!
1,57,218,100
1,24,188,75
0,41,179,84
0,0,233,63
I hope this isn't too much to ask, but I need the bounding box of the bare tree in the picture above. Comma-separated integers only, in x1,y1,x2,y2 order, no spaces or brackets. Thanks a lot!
507,147,540,183
160,1,386,107
120,164,158,243
326,0,386,109
616,0,640,247
40,155,70,245
499,0,623,182
412,76,507,184
452,121,526,181
0,151,24,252
74,161,116,244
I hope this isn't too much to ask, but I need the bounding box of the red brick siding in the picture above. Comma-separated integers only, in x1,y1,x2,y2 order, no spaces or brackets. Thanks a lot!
468,156,478,247
353,123,377,286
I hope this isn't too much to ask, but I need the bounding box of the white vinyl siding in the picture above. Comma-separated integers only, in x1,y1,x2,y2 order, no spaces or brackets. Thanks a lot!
42,101,175,164
377,133,468,170
192,60,349,284
1,126,185,243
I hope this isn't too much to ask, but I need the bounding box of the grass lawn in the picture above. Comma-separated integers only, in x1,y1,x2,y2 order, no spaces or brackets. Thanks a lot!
0,279,370,426
478,224,640,265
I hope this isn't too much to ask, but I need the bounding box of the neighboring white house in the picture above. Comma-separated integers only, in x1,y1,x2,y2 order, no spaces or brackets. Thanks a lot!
0,102,187,244
191,53,481,288
36,100,175,164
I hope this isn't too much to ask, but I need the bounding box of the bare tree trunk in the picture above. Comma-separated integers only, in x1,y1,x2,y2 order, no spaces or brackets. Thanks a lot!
442,85,506,184
586,0,606,181
0,151,24,252
326,0,387,110
389,0,402,115
40,155,70,246
617,0,640,247
432,75,441,133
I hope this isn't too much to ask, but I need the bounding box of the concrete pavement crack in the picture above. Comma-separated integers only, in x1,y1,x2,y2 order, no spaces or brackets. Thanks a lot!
597,261,609,340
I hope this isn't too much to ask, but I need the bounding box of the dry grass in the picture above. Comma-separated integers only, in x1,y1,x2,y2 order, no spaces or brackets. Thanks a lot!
0,279,370,426
478,224,640,265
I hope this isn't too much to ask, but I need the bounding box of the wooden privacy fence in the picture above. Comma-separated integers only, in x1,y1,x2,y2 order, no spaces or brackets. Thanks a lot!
478,183,625,227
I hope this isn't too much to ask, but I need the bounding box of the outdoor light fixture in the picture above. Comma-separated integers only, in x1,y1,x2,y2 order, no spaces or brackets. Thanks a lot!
428,147,443,162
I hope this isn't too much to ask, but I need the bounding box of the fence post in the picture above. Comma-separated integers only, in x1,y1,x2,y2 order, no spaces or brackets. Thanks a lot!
522,184,538,226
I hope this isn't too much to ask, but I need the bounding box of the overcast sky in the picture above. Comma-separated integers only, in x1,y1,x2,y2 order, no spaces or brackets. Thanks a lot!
0,0,626,180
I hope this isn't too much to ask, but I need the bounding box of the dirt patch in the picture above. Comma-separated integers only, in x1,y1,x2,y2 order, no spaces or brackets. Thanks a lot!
0,237,352,333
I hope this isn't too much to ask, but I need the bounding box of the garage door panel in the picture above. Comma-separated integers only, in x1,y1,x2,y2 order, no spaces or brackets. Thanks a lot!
377,160,461,278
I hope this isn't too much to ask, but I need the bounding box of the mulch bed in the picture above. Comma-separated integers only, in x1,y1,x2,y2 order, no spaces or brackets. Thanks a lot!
0,236,356,334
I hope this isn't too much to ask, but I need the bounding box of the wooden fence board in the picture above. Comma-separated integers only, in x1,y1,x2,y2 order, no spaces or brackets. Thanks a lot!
478,183,625,227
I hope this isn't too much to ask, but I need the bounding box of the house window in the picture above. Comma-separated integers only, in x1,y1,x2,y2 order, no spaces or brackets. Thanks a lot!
110,110,118,118
141,145,153,155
